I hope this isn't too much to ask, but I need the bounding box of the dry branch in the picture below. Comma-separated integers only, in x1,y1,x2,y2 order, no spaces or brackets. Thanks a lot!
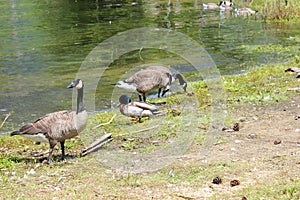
81,133,113,157
131,124,160,134
91,114,116,130
0,112,11,129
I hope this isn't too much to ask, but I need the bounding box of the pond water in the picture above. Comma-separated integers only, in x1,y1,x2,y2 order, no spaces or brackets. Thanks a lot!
0,0,299,133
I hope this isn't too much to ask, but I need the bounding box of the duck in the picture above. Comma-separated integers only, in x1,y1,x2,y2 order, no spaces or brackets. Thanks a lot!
145,66,187,97
118,95,159,122
10,79,88,163
113,69,172,102
285,67,300,78
235,7,258,16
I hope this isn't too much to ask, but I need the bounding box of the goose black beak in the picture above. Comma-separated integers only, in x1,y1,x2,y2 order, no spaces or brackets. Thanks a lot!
67,82,75,88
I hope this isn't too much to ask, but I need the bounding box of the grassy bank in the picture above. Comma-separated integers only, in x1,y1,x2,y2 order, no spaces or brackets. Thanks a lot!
1,50,300,199
237,0,300,21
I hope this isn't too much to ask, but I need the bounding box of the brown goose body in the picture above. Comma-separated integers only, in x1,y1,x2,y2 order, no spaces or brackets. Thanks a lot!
18,110,87,142
114,69,172,102
146,66,187,96
11,79,88,163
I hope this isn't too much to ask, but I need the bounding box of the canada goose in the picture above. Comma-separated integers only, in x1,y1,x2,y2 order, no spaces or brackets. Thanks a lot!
119,95,159,122
219,0,234,10
285,67,300,78
235,7,258,16
113,69,172,102
10,79,88,163
146,66,187,97
203,1,233,10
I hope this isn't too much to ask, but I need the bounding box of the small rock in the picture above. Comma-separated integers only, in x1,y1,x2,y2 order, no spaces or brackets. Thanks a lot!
152,140,160,145
295,129,300,133
234,140,241,144
230,179,240,187
252,116,259,121
187,92,194,96
222,127,234,132
27,169,36,175
222,127,228,131
238,117,246,122
294,115,300,120
274,139,282,145
246,133,256,139
212,176,222,184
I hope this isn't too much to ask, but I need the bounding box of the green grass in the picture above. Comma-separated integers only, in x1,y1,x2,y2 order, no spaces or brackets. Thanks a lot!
235,0,300,21
1,44,300,199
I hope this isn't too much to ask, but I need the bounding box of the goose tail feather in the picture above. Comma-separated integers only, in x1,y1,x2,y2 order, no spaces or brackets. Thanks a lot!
10,131,21,136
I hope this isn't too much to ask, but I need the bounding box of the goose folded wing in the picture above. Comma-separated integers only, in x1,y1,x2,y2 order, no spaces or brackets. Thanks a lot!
19,110,72,135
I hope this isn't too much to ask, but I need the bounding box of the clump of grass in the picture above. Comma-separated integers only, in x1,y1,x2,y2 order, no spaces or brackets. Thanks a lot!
223,63,298,103
246,0,300,21
263,0,300,21
0,154,22,170
240,179,300,200
189,81,210,108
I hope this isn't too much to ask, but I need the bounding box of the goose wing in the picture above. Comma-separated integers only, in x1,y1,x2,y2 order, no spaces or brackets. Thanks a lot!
146,66,171,74
17,110,78,139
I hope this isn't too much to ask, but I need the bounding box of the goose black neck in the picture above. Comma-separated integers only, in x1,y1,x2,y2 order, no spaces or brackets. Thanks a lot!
175,74,186,85
175,74,187,91
76,87,84,114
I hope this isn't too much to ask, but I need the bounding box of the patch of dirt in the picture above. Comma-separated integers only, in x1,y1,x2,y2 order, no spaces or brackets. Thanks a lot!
2,97,300,199
173,97,300,198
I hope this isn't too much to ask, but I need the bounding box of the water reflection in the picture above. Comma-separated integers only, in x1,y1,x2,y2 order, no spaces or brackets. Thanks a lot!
0,0,299,131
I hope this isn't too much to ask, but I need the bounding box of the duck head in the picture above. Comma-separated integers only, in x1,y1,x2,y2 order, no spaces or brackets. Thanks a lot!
119,95,132,104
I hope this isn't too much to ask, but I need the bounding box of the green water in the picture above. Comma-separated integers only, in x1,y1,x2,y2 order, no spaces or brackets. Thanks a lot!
0,0,299,133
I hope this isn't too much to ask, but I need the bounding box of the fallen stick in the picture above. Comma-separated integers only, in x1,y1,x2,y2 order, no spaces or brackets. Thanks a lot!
0,112,11,129
81,133,113,157
91,114,116,130
131,124,160,134
174,193,195,200
288,87,300,91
